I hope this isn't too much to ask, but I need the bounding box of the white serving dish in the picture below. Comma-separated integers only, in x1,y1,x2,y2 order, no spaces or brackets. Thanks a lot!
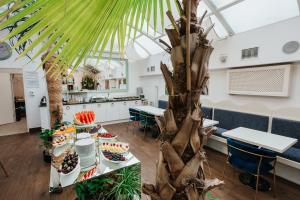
97,135,118,141
99,142,129,154
60,159,81,187
52,140,67,148
98,127,108,134
101,151,133,164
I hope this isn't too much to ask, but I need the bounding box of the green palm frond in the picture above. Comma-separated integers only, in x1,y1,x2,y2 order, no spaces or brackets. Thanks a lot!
0,0,174,75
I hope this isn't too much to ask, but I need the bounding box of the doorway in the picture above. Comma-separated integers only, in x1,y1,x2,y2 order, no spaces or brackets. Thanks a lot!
0,71,27,136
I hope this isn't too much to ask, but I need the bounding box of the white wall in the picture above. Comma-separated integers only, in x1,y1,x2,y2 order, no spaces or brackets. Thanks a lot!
0,30,48,130
203,16,300,111
209,16,300,69
204,63,300,110
132,53,170,106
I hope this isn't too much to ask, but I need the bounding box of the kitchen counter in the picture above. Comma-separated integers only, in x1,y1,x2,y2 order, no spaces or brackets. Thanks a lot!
63,98,141,106
62,99,142,124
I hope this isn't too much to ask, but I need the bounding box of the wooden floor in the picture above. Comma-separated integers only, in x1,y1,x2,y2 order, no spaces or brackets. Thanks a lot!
0,122,299,200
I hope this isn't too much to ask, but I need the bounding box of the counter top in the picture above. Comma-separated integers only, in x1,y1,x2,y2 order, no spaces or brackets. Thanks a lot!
62,98,141,106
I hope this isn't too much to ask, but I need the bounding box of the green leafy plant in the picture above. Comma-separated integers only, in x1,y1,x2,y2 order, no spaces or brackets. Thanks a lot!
39,129,54,150
1,1,38,58
81,75,95,90
108,165,141,200
0,0,173,75
74,165,141,200
75,177,113,200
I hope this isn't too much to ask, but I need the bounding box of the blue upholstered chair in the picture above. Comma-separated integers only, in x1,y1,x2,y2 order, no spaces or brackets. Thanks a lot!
139,111,157,136
224,138,277,200
128,108,140,133
158,100,168,109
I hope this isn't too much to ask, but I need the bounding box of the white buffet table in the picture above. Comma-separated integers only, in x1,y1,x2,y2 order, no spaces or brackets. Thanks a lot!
133,105,219,128
222,127,298,153
49,128,140,190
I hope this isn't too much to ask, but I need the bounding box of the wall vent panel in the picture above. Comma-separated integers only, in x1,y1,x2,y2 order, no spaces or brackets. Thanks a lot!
227,65,291,97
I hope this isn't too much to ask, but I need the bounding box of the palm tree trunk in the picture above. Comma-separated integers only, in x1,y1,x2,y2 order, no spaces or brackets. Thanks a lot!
42,54,63,129
143,1,223,199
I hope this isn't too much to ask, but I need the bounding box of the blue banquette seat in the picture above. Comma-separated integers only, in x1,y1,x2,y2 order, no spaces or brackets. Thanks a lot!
271,118,300,163
158,100,213,120
213,108,269,138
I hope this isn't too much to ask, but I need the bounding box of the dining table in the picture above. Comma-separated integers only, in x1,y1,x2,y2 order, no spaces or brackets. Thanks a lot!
222,127,298,154
222,127,298,190
133,105,219,128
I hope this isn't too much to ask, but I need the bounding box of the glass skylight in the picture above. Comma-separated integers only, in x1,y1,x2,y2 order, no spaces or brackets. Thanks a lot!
133,42,149,59
136,35,164,55
221,0,300,33
141,23,162,38
197,1,212,17
210,15,228,38
210,0,237,8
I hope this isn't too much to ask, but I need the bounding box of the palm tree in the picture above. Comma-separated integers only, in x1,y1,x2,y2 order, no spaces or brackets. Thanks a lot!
0,0,223,199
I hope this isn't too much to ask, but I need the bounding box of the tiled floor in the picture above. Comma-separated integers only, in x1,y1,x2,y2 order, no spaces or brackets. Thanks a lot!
0,118,27,137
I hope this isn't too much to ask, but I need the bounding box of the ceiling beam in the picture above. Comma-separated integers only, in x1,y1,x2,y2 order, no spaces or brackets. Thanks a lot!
206,0,245,18
204,0,235,36
218,0,245,12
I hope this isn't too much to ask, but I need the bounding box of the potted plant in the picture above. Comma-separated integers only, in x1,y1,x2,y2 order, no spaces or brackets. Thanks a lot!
75,165,141,200
39,129,54,163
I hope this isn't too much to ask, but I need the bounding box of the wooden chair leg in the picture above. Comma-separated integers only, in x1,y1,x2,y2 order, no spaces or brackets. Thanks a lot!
0,161,8,177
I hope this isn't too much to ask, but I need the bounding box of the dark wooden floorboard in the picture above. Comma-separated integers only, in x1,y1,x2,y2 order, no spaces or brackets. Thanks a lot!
0,123,299,200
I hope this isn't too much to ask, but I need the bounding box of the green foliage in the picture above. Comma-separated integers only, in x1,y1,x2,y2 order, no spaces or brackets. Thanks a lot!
39,129,53,150
75,165,141,200
1,0,38,59
75,177,113,200
81,75,95,90
0,0,174,75
108,165,141,200
39,129,54,143
207,192,221,200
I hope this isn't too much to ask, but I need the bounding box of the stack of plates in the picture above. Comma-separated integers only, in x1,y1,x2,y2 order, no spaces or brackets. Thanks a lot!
77,132,91,140
75,138,96,169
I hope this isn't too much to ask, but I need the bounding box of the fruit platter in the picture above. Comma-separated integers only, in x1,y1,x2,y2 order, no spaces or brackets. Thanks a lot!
101,150,133,164
74,111,95,125
99,142,129,154
79,166,97,181
97,132,117,140
52,135,66,147
59,152,81,187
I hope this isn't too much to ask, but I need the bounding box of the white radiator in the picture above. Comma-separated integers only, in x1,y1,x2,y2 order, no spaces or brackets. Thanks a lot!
227,65,291,97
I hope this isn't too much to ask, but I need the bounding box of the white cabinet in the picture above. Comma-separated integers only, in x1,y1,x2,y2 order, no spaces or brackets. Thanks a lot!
118,101,130,120
63,105,74,122
93,103,107,123
62,100,142,124
106,102,120,121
